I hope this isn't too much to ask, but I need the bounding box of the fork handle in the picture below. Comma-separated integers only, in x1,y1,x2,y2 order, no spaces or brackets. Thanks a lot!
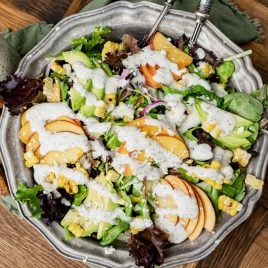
196,0,214,22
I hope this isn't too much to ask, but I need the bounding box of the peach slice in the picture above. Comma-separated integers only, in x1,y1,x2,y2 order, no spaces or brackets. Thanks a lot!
46,116,81,126
40,147,84,165
117,143,148,162
150,32,193,68
192,185,216,232
21,111,28,126
151,135,189,159
127,117,146,128
188,189,205,241
155,179,179,225
26,133,40,152
140,64,162,89
45,120,85,135
124,164,133,177
139,125,183,141
19,122,34,144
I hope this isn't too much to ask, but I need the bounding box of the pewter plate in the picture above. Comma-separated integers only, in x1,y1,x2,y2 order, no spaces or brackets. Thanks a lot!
0,1,266,267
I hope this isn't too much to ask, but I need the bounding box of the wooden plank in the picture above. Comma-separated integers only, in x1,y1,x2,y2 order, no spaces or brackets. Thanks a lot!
255,224,268,250
258,179,268,210
0,204,86,268
6,0,72,24
196,205,268,268
234,0,268,83
238,242,268,268
0,1,39,31
64,0,92,17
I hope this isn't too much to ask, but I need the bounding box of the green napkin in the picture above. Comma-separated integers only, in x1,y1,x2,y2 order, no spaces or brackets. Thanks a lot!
3,0,261,57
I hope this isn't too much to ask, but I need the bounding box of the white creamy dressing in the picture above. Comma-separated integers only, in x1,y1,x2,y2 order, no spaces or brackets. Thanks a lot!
179,99,201,133
182,73,211,91
86,121,111,136
73,62,107,89
211,83,228,97
180,163,224,183
113,126,182,174
213,146,234,179
153,182,198,244
130,218,153,230
201,102,236,136
111,103,135,121
90,140,111,160
155,217,188,244
26,103,90,155
195,48,206,60
87,180,121,203
112,153,163,181
186,140,213,161
144,117,176,135
159,101,186,127
153,183,198,219
73,82,106,108
122,46,182,86
33,164,89,192
76,205,130,225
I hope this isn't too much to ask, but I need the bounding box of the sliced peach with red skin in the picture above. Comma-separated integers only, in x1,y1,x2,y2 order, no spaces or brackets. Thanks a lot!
151,135,189,159
118,142,148,162
45,120,85,135
19,122,34,144
46,115,81,126
140,64,162,89
40,147,84,165
150,32,193,68
26,133,40,152
139,125,183,141
192,185,216,232
188,189,205,241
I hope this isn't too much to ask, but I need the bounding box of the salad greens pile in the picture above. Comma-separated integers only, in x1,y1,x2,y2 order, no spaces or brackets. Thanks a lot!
0,25,266,268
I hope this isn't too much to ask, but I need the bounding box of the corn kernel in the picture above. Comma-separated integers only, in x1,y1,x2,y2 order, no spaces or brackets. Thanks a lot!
218,195,242,216
232,148,251,167
245,174,264,190
104,93,117,105
203,121,216,133
210,126,222,138
106,170,119,182
24,151,39,168
102,41,127,60
51,62,66,75
211,161,221,169
203,178,222,189
94,105,106,118
223,178,232,184
68,223,84,237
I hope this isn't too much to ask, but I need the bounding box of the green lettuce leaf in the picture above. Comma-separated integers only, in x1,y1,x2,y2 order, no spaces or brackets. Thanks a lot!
16,182,43,218
73,185,88,206
162,85,223,107
223,92,263,122
215,61,235,84
72,26,111,52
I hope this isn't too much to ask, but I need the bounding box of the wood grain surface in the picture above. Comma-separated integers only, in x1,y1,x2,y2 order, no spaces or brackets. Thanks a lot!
0,0,267,267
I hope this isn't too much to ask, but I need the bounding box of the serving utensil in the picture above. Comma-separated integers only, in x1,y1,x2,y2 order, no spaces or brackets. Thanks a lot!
140,0,176,47
188,0,214,47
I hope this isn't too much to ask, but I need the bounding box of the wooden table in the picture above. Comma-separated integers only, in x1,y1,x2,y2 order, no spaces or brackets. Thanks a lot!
0,0,267,267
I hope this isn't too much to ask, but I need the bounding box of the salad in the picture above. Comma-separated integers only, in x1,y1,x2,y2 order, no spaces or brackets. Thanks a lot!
0,26,266,267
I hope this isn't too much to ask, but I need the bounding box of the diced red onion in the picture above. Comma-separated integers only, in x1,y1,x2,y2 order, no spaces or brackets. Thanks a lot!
119,69,129,80
140,100,167,117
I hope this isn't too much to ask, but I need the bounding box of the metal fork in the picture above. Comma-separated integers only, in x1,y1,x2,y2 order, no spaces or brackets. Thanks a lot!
140,0,176,47
188,0,214,47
